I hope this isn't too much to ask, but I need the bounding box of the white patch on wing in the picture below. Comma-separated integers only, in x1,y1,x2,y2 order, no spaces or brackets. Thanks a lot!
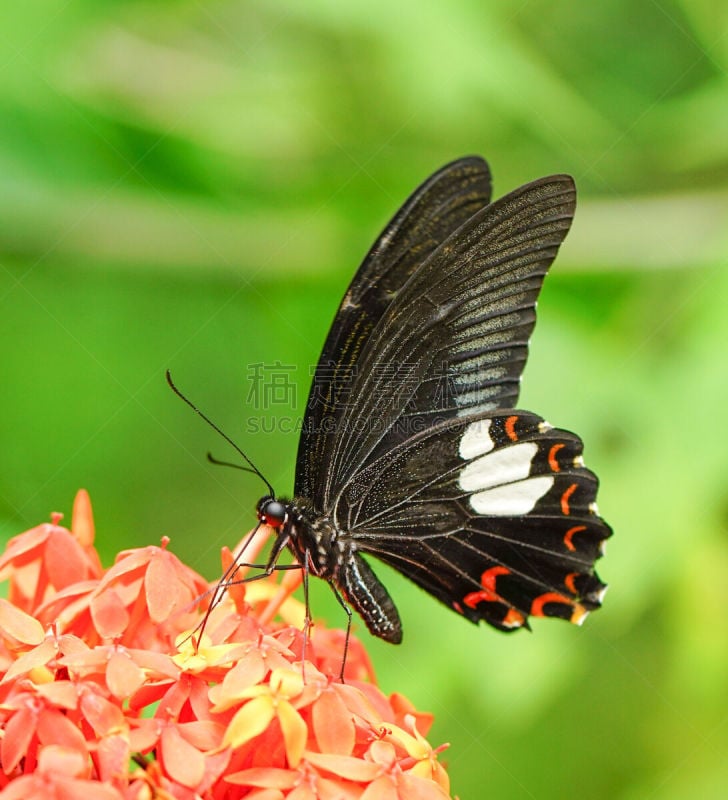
458,419,495,460
459,442,538,492
469,476,555,516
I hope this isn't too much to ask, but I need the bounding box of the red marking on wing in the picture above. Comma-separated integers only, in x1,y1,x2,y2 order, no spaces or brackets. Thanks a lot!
548,443,565,472
463,566,511,608
560,483,578,515
452,601,464,615
531,592,572,617
564,572,579,595
563,524,587,552
505,415,519,441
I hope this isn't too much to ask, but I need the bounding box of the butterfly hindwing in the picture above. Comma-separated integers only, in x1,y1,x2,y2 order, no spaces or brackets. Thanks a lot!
333,411,610,632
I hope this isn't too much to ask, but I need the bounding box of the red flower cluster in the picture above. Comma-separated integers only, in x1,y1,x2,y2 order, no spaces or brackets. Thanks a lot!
0,491,452,799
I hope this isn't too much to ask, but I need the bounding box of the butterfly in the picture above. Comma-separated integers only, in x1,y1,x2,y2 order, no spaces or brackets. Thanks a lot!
174,155,611,645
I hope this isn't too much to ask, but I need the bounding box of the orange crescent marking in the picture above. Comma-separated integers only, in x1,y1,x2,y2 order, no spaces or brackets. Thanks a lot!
560,483,578,515
563,524,587,552
570,604,588,625
505,415,519,441
531,592,572,617
548,443,565,472
463,566,511,608
564,572,579,595
480,565,510,591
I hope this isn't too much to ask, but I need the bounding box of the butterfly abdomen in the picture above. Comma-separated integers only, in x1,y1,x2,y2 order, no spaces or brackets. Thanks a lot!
286,498,403,643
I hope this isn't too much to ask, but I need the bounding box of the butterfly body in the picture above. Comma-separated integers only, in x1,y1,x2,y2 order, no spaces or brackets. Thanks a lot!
257,495,404,642
251,156,610,645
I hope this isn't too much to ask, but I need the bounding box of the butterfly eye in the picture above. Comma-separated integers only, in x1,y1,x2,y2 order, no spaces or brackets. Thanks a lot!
258,499,288,528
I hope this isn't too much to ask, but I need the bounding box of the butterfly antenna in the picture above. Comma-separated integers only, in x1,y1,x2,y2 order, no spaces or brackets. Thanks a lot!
166,370,276,497
207,452,259,474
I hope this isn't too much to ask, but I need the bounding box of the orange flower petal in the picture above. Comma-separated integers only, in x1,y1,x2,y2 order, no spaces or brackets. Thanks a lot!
2,638,56,682
175,720,225,751
199,747,233,793
80,691,126,737
126,647,180,678
128,717,163,752
317,776,365,800
37,708,88,756
55,777,124,800
96,733,131,784
36,744,87,777
1,706,36,772
160,725,205,789
331,682,385,728
367,740,397,769
107,650,146,699
225,767,298,789
145,553,181,623
304,751,382,782
360,775,398,800
397,771,451,800
103,547,153,580
223,695,276,749
312,689,356,755
286,784,316,800
0,775,37,800
35,680,80,709
34,580,97,630
0,524,50,571
240,790,285,800
209,650,267,710
45,529,92,588
0,597,45,645
90,587,129,639
389,693,434,737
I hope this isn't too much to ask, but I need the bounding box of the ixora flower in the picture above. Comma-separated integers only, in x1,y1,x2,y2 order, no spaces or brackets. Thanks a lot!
0,491,452,799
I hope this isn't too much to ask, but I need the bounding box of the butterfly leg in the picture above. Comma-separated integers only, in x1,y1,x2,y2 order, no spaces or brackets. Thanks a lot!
326,580,353,682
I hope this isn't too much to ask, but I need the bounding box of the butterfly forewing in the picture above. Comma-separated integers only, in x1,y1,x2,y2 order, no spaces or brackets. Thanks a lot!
318,175,576,510
296,157,493,502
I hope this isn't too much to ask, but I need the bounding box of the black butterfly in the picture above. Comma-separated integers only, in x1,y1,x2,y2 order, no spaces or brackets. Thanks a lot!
176,156,611,645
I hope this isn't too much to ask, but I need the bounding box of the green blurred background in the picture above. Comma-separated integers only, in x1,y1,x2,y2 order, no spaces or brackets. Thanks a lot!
1,1,727,797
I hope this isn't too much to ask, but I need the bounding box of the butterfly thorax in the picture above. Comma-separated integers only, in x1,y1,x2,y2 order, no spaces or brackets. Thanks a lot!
273,497,346,581
291,502,344,580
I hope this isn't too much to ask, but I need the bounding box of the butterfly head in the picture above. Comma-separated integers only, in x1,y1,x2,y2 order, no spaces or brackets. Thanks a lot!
257,496,289,529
